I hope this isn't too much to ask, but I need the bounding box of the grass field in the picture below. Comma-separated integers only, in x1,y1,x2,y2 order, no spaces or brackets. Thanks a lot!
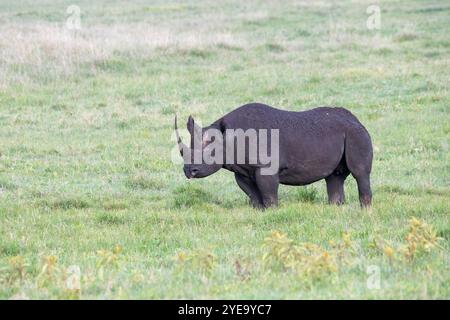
0,0,449,299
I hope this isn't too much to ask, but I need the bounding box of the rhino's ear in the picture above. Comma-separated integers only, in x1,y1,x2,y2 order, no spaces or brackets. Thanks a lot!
218,119,227,133
187,115,201,137
187,115,195,135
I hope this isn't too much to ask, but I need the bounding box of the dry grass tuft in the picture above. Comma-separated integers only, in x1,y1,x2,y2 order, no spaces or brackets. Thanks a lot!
0,22,244,86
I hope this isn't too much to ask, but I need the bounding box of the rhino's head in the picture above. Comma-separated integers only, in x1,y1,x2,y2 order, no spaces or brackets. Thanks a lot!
175,115,223,179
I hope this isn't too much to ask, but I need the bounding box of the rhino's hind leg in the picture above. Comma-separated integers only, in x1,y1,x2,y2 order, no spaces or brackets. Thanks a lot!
325,174,347,205
234,173,263,208
345,127,373,208
355,175,372,208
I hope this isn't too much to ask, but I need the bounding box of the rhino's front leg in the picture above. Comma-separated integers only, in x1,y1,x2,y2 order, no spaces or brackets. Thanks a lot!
234,173,263,208
254,169,279,208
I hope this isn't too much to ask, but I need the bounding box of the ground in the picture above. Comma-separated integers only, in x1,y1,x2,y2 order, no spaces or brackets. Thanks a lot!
0,0,448,299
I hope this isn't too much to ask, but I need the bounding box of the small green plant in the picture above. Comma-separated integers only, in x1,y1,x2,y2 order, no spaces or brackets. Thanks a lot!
234,258,252,281
173,185,215,208
0,255,28,285
97,245,123,269
96,245,123,283
370,238,398,263
262,231,338,280
373,217,442,263
294,187,318,203
176,248,216,275
402,217,442,261
329,232,356,265
125,174,165,190
36,255,61,287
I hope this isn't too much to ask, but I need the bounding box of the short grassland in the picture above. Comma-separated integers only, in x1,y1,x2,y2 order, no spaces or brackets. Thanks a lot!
0,0,449,299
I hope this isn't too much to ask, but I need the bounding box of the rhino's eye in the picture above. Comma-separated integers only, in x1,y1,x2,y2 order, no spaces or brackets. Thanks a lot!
203,135,213,145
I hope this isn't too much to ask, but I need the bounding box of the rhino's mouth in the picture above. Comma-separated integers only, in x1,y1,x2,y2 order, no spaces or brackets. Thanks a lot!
184,167,198,179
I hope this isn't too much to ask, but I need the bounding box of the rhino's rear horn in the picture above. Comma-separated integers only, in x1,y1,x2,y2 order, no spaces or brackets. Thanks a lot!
175,115,188,157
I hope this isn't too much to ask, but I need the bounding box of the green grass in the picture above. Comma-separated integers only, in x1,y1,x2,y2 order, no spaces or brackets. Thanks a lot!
0,0,449,299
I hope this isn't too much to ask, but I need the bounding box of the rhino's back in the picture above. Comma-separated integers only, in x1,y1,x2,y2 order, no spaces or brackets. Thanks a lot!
221,103,364,133
220,103,369,185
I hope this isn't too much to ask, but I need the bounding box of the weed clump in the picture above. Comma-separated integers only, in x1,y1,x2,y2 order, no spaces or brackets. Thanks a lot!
402,217,441,261
96,212,126,225
173,184,215,208
95,245,124,289
45,197,91,210
97,245,123,270
0,242,21,257
262,231,349,280
373,217,442,262
37,255,61,287
294,187,318,203
176,249,216,275
0,255,28,285
0,245,129,299
125,174,165,190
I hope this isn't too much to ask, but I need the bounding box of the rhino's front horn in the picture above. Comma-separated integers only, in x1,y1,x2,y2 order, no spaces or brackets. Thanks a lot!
175,115,188,157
